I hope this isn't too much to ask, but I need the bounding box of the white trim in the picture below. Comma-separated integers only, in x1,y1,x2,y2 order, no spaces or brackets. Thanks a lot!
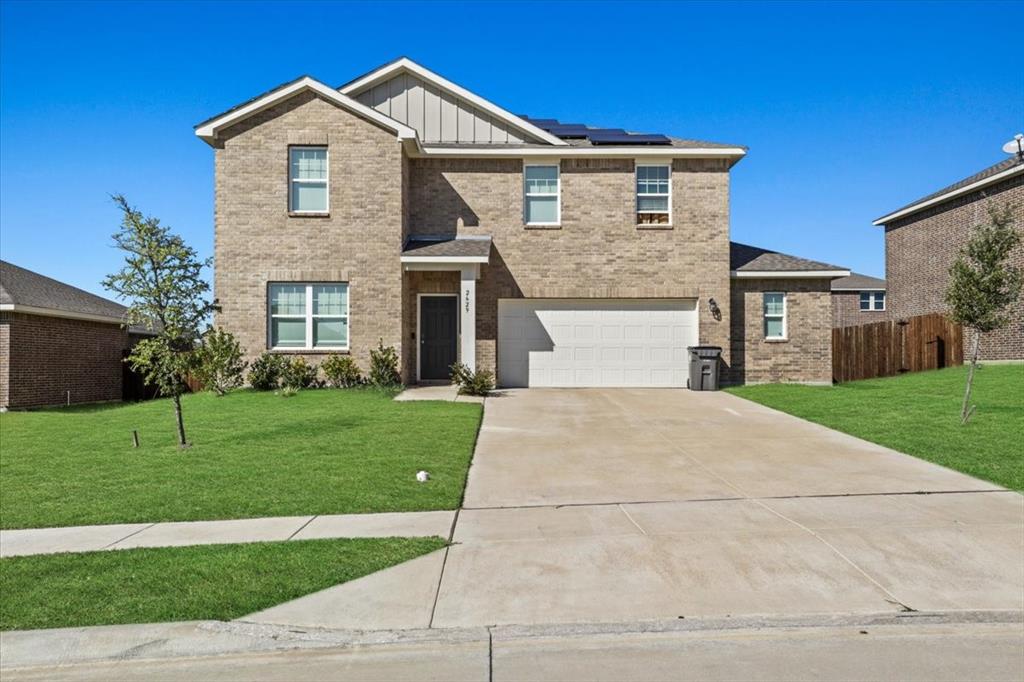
858,290,887,312
873,164,1024,225
288,146,329,214
831,287,886,292
763,292,787,341
195,77,419,146
410,146,746,159
0,303,154,330
400,255,489,265
730,269,851,278
416,293,459,382
339,58,568,147
267,282,349,352
635,162,672,227
523,162,561,226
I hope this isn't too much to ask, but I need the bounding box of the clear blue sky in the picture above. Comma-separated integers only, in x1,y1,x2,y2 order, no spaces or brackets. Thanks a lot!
2,0,1020,298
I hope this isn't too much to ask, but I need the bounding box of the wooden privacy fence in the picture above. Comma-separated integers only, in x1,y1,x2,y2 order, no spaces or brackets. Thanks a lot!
832,313,963,383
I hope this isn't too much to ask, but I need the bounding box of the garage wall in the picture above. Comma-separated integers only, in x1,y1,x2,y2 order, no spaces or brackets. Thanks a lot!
409,157,733,381
729,279,833,384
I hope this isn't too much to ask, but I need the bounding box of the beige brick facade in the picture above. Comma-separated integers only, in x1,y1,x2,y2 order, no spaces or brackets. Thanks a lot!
831,290,888,328
884,174,1023,360
730,279,833,384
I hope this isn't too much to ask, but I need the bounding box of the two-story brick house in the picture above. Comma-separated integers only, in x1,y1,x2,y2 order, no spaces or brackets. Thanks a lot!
196,58,849,387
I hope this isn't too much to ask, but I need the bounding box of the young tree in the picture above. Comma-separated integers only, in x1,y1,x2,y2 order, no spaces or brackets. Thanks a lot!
945,202,1022,424
103,195,213,447
193,327,248,396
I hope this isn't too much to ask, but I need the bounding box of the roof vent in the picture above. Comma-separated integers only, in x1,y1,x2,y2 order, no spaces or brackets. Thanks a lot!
1003,133,1024,160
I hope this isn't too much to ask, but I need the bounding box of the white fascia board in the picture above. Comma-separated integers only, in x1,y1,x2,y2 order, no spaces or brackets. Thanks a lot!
872,164,1024,225
411,146,747,159
399,255,490,264
831,287,886,292
195,77,419,147
0,303,127,326
730,270,851,279
339,57,568,147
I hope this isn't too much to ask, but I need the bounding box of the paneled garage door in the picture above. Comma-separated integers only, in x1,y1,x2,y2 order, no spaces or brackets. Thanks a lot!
497,299,699,388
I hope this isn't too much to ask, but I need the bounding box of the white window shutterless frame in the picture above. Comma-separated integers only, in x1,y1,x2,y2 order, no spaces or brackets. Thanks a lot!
524,164,560,225
268,283,348,350
636,164,671,225
763,292,786,340
859,291,886,311
289,147,328,213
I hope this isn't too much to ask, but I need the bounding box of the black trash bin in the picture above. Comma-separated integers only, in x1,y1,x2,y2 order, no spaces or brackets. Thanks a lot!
687,346,722,391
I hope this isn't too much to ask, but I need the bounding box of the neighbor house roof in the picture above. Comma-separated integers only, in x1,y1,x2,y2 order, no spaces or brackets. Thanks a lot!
873,155,1024,226
0,260,155,333
729,242,850,278
401,236,492,263
831,272,886,291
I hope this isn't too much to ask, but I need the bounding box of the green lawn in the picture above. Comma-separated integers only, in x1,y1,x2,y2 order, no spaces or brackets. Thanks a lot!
0,389,482,529
0,537,446,631
727,364,1024,490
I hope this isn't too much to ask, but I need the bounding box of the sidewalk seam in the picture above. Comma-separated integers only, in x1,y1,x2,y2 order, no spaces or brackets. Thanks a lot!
103,523,157,549
286,516,318,541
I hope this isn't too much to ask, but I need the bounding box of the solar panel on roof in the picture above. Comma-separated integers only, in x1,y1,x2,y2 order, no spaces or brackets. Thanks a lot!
587,131,672,145
522,116,673,145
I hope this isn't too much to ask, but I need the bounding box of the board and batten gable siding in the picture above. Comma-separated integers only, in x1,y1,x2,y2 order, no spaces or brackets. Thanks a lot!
354,72,537,144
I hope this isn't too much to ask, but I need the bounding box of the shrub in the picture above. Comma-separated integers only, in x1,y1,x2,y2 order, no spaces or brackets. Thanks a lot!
192,327,247,396
449,362,494,396
369,339,402,388
278,385,299,398
280,356,318,390
322,354,363,388
248,353,285,391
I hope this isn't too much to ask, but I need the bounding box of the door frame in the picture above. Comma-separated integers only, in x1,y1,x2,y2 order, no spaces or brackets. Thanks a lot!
416,293,460,382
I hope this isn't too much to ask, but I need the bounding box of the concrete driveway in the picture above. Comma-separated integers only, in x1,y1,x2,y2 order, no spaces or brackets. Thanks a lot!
248,388,1023,631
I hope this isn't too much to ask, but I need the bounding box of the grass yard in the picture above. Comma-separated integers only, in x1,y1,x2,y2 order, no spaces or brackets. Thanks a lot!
0,389,482,529
727,364,1024,491
0,537,446,631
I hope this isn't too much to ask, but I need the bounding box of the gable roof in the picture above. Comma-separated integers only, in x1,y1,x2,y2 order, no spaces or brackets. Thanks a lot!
194,75,418,146
729,242,849,278
1,260,128,323
873,155,1024,225
831,272,886,291
338,57,567,147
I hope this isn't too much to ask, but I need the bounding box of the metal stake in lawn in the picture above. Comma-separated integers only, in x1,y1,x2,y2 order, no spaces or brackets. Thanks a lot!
132,430,140,448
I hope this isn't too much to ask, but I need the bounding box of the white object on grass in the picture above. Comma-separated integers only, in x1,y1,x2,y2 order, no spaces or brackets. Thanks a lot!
416,470,430,482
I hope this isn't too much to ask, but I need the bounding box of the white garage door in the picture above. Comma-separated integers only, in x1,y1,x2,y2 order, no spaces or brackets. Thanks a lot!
497,299,699,388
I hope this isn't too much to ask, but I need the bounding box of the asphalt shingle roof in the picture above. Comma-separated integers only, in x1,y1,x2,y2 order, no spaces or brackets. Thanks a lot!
1,260,129,320
831,272,886,291
402,237,492,259
730,242,847,273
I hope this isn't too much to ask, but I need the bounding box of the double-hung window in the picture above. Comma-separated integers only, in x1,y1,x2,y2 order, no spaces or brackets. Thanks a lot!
763,292,787,340
859,291,885,311
524,164,560,225
636,164,670,225
289,147,328,213
269,283,348,350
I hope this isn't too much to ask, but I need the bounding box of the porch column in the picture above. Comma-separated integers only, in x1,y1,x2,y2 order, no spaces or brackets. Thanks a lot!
460,264,477,372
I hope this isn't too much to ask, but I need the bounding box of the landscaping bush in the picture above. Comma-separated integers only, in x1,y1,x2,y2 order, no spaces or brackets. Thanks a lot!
192,328,247,396
248,353,285,391
449,362,494,396
280,357,318,390
322,354,363,388
369,340,402,388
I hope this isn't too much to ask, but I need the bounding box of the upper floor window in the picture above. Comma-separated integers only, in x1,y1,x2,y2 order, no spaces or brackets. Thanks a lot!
636,164,670,225
289,147,328,213
764,292,787,340
524,164,560,225
859,291,885,311
269,283,348,350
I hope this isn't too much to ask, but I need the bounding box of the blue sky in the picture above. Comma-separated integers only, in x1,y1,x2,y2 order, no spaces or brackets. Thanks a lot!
1,0,1020,298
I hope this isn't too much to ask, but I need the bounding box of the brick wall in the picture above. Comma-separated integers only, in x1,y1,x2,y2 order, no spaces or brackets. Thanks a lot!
212,92,406,375
885,174,1023,360
407,157,734,380
730,279,833,384
832,291,888,328
0,312,130,409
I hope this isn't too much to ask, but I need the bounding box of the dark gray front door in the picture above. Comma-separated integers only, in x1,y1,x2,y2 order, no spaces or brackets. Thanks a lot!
420,296,458,380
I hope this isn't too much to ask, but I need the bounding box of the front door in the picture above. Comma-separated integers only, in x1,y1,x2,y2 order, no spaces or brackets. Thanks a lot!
420,296,458,381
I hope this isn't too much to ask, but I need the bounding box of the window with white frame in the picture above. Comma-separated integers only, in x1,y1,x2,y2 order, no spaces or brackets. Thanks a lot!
268,283,348,350
763,292,786,339
636,164,670,225
289,147,328,213
524,164,560,225
859,291,885,311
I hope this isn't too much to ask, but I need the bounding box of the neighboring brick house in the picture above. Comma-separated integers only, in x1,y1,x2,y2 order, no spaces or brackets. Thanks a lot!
0,261,155,409
873,154,1024,360
195,58,849,387
831,272,887,328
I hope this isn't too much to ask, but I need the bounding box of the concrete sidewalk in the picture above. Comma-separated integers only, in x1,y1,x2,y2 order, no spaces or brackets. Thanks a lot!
0,510,455,557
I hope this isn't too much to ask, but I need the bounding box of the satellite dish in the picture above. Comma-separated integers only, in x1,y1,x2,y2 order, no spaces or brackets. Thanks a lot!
1003,133,1024,156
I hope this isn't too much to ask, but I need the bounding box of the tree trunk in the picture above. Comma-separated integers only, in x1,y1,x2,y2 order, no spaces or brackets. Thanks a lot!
172,393,189,448
960,332,981,425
